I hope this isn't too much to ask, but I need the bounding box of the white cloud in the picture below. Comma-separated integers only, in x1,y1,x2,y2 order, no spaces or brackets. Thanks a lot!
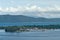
0,5,60,18
0,5,60,12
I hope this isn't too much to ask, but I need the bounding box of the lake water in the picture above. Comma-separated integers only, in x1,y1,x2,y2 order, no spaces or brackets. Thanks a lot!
0,22,60,26
0,29,60,40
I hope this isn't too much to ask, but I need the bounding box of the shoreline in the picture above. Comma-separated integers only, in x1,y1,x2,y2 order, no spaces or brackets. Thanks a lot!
0,25,60,32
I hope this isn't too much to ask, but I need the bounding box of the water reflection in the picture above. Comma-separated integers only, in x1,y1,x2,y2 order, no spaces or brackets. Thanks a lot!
0,29,60,40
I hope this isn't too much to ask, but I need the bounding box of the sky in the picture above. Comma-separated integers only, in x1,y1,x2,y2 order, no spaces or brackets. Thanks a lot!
0,0,60,18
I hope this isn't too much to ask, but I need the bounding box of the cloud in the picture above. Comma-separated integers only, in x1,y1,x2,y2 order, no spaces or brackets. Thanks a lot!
0,5,60,18
0,5,60,12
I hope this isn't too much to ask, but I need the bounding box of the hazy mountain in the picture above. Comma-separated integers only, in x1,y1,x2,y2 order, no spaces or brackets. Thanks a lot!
0,15,60,22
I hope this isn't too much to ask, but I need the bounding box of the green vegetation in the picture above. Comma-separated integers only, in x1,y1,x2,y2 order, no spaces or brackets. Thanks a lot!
0,25,60,32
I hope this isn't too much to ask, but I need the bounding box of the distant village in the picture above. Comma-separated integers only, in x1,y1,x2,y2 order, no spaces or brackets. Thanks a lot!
0,25,59,32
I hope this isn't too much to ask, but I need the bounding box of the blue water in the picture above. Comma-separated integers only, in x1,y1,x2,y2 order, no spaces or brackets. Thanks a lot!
0,22,60,26
0,29,60,40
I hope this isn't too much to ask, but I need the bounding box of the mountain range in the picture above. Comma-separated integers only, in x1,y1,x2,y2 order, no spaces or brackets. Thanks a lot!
0,15,59,22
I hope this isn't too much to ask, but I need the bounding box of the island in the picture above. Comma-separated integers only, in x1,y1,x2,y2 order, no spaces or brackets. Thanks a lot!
0,25,60,32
